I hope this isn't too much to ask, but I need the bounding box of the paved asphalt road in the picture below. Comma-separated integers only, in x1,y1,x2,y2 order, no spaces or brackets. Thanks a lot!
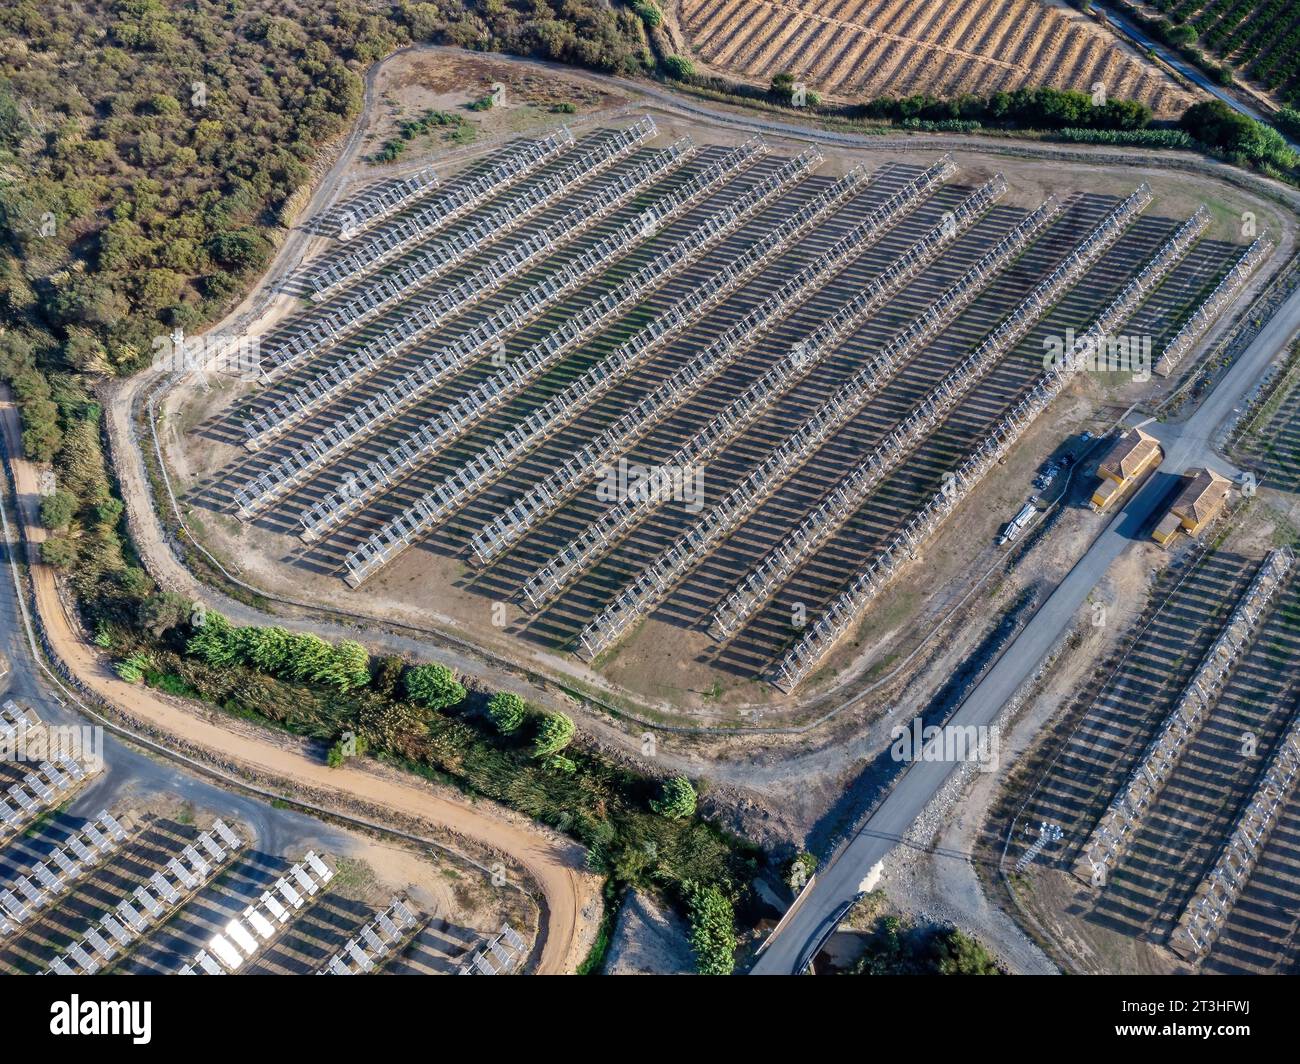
753,274,1300,974
1092,4,1299,152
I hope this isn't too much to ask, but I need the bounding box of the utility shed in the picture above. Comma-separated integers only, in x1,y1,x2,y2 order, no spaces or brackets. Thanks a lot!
1092,427,1162,512
1152,467,1232,546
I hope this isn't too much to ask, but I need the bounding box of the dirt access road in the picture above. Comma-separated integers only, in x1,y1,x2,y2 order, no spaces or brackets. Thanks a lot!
0,393,598,974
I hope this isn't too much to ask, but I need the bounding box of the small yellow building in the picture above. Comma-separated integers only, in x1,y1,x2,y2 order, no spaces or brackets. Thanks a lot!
1152,468,1232,547
1091,427,1162,512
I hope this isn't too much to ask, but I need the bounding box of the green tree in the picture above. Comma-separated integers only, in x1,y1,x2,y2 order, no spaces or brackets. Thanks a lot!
139,591,188,638
532,711,575,757
1180,99,1298,171
769,72,796,103
930,928,1001,975
487,691,527,734
239,626,292,673
282,632,334,682
318,640,371,692
1181,98,1256,152
1277,108,1300,140
633,1,663,28
405,662,466,710
205,228,272,274
650,775,697,819
39,490,78,529
186,611,242,666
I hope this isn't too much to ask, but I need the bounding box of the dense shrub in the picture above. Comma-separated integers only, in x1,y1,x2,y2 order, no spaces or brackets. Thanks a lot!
650,775,697,819
853,913,1001,975
187,614,370,692
1052,126,1194,148
862,87,1153,131
1180,99,1299,172
486,691,527,734
788,851,817,889
661,55,695,81
532,711,575,758
404,663,466,710
39,490,78,529
93,610,757,899
686,882,736,975
633,1,663,29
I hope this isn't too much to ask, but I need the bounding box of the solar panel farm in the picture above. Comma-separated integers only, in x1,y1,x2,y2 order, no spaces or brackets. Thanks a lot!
160,111,1287,723
0,699,532,977
11,0,1300,997
984,512,1300,974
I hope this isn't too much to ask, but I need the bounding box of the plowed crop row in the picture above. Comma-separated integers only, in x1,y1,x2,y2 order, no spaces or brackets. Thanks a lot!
678,0,1192,116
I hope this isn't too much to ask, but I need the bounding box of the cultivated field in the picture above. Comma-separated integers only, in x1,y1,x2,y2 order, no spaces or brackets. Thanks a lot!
990,524,1300,974
673,0,1194,116
1149,0,1300,106
170,115,1279,715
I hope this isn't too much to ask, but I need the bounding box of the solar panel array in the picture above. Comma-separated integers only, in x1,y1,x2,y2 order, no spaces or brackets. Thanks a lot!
712,189,1153,639
770,190,1226,690
180,850,334,975
0,699,36,749
456,922,528,975
46,819,245,975
299,127,577,299
287,142,827,541
0,744,102,845
0,810,130,939
1176,656,1300,959
1078,547,1295,885
315,895,419,975
471,156,959,567
330,167,439,240
1155,234,1273,376
209,120,1262,694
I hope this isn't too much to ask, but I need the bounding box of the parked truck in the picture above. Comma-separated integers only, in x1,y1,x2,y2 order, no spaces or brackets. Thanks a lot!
998,502,1038,546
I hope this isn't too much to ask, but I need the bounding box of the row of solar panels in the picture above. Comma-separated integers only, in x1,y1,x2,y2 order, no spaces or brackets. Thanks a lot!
46,819,244,975
317,895,419,975
0,698,36,747
182,850,334,975
0,809,129,937
1,750,100,841
458,923,528,975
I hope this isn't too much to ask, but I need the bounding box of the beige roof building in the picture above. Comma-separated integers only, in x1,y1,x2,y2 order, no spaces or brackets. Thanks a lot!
1153,468,1233,546
1092,427,1163,512
1097,427,1162,484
